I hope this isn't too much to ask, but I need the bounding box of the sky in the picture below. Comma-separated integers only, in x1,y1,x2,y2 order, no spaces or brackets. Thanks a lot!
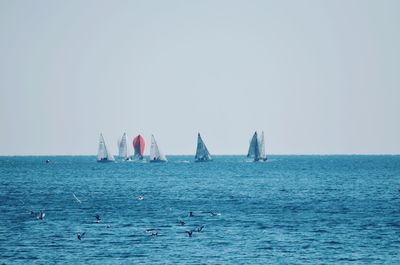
0,0,399,155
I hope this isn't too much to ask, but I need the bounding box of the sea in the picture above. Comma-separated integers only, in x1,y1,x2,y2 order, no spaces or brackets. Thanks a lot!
0,155,399,264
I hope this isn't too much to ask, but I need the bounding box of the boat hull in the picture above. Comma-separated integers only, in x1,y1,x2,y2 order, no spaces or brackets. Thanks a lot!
149,159,167,163
194,159,212,162
97,159,114,163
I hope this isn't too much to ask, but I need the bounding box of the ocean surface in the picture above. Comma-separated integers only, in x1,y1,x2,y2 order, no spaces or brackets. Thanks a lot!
0,155,399,264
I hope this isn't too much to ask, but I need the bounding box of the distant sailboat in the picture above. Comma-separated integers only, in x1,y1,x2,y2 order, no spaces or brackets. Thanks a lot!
258,131,266,161
149,135,167,163
195,133,212,162
97,133,115,162
118,133,131,161
133,134,145,160
247,131,267,162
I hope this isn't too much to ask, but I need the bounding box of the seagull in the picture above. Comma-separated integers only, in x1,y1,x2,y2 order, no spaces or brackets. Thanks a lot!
72,193,81,203
202,211,219,216
185,230,194,237
37,211,45,220
94,214,101,223
145,229,159,236
196,225,205,232
138,195,144,201
77,232,86,240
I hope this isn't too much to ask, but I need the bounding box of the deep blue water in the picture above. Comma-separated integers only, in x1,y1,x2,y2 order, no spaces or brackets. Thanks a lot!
0,155,399,264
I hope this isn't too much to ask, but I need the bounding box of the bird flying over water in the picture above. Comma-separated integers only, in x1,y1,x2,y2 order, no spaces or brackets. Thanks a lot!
145,228,159,236
185,230,194,237
94,214,101,223
37,211,45,220
72,193,81,203
77,232,86,240
202,211,220,216
196,225,205,232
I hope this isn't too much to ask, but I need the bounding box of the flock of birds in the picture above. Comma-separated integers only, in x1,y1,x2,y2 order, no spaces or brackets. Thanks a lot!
26,194,221,241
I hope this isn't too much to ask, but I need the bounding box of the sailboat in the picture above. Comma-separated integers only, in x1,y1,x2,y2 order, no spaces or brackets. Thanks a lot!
149,135,167,163
97,133,115,162
247,131,267,162
117,133,131,161
132,134,145,160
195,133,212,162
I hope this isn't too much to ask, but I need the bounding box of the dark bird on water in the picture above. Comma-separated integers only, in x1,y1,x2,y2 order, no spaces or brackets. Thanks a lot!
189,211,194,217
178,220,185,226
185,230,194,237
94,214,101,223
196,225,205,232
77,232,85,240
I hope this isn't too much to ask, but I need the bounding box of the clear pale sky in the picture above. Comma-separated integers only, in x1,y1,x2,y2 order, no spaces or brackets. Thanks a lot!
0,0,399,155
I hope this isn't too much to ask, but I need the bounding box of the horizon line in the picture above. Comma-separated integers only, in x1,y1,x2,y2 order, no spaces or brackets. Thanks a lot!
0,153,399,157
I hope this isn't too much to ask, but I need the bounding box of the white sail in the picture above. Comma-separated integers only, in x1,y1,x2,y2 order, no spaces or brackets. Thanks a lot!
97,133,114,162
195,133,212,161
149,135,167,162
97,134,108,160
247,131,259,159
258,131,267,161
118,133,129,160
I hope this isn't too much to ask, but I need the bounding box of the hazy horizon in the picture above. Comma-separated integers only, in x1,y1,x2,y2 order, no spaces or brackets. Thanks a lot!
1,0,399,156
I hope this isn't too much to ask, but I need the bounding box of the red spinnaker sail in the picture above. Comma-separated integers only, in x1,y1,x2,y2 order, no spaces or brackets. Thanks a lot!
133,135,145,158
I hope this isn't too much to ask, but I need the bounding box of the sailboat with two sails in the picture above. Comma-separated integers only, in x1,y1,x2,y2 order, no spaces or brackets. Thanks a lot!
117,133,131,161
97,133,115,162
149,135,167,162
132,134,145,160
247,131,267,162
195,133,212,162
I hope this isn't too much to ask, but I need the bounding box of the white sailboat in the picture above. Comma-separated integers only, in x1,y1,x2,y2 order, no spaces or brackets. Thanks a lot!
118,133,131,161
195,133,212,162
97,133,115,162
247,131,267,162
258,131,266,161
149,135,167,163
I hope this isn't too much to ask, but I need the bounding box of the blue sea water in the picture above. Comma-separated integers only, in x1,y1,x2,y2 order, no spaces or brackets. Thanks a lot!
0,155,399,264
